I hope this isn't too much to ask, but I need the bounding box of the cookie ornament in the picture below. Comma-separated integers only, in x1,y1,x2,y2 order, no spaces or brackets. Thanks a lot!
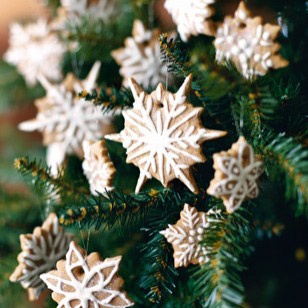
214,1,289,79
19,62,115,175
111,19,171,89
82,139,116,196
160,204,220,267
9,213,73,301
4,18,66,87
164,0,216,42
207,137,263,213
105,74,226,194
40,241,134,308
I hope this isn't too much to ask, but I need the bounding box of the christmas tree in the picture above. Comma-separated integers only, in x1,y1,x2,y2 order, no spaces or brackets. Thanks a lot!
0,0,307,307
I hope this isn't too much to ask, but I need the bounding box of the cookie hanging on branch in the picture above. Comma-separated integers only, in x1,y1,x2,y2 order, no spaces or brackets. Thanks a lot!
4,18,66,87
19,62,116,176
9,213,73,301
207,137,264,213
105,74,227,194
40,241,134,308
160,204,221,267
111,19,173,89
164,0,216,42
82,139,116,196
214,1,289,79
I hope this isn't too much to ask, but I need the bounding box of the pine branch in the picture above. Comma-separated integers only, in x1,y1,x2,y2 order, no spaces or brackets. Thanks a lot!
79,86,133,113
57,188,197,230
191,207,253,308
14,157,89,203
260,132,308,214
139,232,178,304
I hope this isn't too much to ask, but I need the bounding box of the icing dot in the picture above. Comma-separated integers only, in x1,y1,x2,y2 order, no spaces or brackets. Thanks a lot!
188,236,194,243
197,227,204,234
266,59,273,67
189,230,196,236
238,38,248,49
197,235,203,241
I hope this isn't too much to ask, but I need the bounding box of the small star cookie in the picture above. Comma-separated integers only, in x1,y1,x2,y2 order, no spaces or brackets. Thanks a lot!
111,19,171,89
214,1,288,79
9,213,73,301
40,241,134,308
207,136,264,213
105,74,226,194
160,204,220,267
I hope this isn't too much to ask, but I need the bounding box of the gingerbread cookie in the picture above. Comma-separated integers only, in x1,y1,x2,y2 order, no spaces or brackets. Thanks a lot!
111,19,172,89
9,213,73,301
40,241,134,308
19,62,116,176
82,139,116,196
160,204,220,267
207,136,264,213
214,1,289,79
105,74,227,194
164,0,216,42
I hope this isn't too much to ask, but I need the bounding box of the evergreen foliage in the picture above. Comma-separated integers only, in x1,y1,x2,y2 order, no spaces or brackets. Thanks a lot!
0,0,307,307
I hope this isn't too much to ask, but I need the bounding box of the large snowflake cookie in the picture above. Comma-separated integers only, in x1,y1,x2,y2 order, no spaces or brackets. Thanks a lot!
111,19,171,89
82,139,116,196
40,241,134,308
207,137,263,213
9,213,73,301
160,204,219,267
19,62,116,175
105,74,226,194
4,18,66,86
214,1,288,79
164,0,216,42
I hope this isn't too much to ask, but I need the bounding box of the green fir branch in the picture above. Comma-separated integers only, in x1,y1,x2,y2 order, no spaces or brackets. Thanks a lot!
14,157,89,203
260,132,308,214
57,188,197,230
79,86,133,113
191,207,253,308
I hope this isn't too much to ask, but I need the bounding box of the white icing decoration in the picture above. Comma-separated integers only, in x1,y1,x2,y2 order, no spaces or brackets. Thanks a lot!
4,19,66,87
18,62,115,176
60,0,119,24
82,140,115,196
207,137,263,213
160,204,221,267
214,2,281,79
105,75,225,193
164,0,215,42
40,242,134,308
111,20,169,89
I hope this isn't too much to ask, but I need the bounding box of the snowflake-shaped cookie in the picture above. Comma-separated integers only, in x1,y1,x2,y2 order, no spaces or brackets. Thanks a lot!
111,19,171,89
4,18,66,86
164,0,216,42
19,62,116,175
160,204,214,267
105,75,226,194
82,139,116,196
40,241,134,308
9,213,73,301
207,137,264,213
55,0,119,29
214,1,288,79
